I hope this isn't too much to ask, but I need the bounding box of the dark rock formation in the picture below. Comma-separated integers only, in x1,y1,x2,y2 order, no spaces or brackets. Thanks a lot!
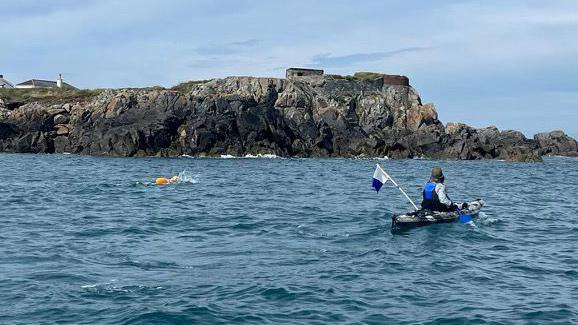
534,131,578,157
1,74,577,161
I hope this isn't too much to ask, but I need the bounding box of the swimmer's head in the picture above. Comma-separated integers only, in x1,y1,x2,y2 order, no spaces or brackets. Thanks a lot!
170,176,179,182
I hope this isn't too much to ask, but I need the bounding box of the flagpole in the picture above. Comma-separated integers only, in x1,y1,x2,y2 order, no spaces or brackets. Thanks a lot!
377,164,419,211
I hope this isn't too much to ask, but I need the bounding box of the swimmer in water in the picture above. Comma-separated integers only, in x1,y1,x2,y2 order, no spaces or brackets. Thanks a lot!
155,176,178,185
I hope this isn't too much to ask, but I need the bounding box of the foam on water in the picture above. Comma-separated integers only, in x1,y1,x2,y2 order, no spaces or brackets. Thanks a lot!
177,170,199,184
244,153,280,159
476,211,500,226
220,153,282,159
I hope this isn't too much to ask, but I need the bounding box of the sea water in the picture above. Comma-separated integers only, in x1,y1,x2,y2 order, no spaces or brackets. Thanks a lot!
0,153,576,324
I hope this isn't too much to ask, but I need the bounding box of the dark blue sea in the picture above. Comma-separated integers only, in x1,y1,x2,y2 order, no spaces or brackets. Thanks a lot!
1,154,577,324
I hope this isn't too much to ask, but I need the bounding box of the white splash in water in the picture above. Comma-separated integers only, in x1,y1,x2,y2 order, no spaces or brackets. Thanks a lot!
476,212,499,226
177,170,199,184
244,154,280,159
80,284,97,289
219,154,281,159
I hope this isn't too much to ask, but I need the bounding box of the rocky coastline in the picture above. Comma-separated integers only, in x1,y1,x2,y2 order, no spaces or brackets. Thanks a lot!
1,73,577,162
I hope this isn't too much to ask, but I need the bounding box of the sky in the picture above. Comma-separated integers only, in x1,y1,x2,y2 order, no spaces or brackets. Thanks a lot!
1,0,577,138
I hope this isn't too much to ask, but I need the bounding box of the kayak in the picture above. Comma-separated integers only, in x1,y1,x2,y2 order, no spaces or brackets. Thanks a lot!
392,199,485,229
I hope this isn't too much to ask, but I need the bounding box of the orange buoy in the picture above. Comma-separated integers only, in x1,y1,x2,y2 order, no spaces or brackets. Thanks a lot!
155,177,170,185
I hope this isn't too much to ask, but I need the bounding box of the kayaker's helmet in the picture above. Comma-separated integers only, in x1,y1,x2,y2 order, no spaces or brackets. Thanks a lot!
431,167,444,183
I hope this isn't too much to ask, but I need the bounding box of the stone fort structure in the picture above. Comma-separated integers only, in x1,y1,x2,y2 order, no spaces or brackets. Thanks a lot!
285,68,409,86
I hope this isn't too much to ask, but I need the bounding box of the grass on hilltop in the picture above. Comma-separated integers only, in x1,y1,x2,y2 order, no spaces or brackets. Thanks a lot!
352,72,385,81
170,80,211,93
328,72,385,82
0,80,212,108
0,88,104,107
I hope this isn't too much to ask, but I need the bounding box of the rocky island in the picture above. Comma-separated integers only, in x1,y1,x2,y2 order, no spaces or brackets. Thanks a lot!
1,69,577,161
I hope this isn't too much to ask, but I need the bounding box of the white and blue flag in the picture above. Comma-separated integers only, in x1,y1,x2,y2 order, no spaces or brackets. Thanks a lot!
372,164,390,192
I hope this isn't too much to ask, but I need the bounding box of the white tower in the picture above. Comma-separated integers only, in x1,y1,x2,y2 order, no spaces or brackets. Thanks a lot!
57,73,63,88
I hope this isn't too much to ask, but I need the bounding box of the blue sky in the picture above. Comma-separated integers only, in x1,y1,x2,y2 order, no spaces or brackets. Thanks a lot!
1,0,577,138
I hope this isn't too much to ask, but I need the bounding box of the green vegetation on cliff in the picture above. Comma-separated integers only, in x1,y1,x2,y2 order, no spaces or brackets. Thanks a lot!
0,88,103,106
352,72,385,81
328,72,385,81
171,80,211,93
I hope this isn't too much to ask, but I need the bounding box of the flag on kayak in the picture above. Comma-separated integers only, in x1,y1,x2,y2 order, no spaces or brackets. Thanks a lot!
372,164,389,192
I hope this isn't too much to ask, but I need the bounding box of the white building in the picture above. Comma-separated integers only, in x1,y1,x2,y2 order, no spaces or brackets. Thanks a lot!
0,74,14,88
15,74,76,89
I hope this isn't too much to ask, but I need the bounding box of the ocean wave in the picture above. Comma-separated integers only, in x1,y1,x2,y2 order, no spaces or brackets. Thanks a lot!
353,155,390,160
220,153,282,159
80,280,164,295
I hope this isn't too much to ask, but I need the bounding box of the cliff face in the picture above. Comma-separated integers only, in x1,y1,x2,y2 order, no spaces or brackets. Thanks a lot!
1,75,577,161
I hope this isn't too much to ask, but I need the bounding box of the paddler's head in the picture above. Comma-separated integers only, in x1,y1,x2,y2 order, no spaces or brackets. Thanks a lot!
430,167,444,183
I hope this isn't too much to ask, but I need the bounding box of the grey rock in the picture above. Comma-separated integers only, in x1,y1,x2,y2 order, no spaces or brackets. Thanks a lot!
53,136,70,153
534,130,578,156
54,114,70,125
55,125,70,135
48,108,67,116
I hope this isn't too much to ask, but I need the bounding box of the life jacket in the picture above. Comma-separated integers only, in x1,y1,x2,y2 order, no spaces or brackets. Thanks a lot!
421,181,447,211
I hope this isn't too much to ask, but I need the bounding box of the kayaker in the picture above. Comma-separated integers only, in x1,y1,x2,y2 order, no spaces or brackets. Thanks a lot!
421,167,467,212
